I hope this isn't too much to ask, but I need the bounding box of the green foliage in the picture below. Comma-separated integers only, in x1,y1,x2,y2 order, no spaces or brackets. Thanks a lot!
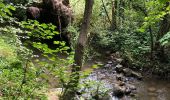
0,2,48,99
21,20,59,39
158,0,170,4
0,28,47,99
160,31,170,46
0,1,15,20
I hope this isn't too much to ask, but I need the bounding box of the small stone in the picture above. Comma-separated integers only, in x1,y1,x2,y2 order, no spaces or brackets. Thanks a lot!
116,58,123,64
115,64,123,72
131,71,142,80
104,64,111,68
127,84,136,90
118,81,125,86
123,68,132,76
107,61,113,64
113,84,126,97
116,74,124,81
148,87,156,92
125,87,131,95
129,92,136,97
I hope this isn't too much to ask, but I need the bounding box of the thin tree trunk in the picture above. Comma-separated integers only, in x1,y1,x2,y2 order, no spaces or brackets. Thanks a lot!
62,0,94,99
101,0,112,25
111,0,117,30
74,0,94,68
149,26,154,60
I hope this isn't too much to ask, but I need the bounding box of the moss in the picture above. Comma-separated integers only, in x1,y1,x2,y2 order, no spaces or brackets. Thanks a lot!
0,38,18,67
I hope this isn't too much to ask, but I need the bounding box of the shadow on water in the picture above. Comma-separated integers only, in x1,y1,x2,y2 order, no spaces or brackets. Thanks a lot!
135,78,170,100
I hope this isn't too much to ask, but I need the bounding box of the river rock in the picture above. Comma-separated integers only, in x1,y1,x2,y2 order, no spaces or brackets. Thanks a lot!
104,64,111,68
148,87,156,92
124,84,136,95
123,68,132,76
116,74,124,81
125,87,131,95
131,71,142,80
122,68,142,80
115,58,123,64
113,84,126,97
118,81,125,86
115,64,123,73
126,84,136,90
107,61,113,64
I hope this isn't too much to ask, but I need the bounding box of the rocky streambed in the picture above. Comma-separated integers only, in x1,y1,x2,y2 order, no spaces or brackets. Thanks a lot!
76,58,143,100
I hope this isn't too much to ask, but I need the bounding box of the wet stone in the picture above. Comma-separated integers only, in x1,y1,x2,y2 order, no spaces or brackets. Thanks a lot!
104,64,111,68
115,58,123,64
127,84,136,91
116,74,124,81
118,81,125,86
131,71,143,80
113,84,126,97
107,61,113,64
125,87,131,95
115,64,123,72
123,68,132,76
148,87,157,92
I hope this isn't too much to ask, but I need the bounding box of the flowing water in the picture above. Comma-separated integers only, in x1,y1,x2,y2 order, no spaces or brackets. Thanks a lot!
30,48,170,100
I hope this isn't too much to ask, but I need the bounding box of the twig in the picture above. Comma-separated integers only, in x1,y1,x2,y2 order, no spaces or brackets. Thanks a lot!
101,0,112,25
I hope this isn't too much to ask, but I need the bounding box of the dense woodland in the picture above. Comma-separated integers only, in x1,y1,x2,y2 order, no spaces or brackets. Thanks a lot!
0,0,170,99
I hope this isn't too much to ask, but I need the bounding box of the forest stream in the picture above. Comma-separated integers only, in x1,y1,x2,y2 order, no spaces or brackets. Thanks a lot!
31,49,170,100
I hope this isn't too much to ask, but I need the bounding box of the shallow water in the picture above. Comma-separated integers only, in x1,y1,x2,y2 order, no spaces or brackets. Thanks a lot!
30,47,170,100
135,79,170,100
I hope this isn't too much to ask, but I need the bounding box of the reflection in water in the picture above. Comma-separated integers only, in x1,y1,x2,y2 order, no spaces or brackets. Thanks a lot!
136,79,170,100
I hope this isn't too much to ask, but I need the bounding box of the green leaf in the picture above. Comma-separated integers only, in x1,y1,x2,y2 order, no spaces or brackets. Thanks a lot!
53,41,60,44
8,5,16,11
158,0,169,4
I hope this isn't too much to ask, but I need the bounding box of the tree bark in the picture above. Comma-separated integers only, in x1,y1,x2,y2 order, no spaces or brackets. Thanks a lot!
62,0,94,99
111,0,117,30
74,0,93,68
101,0,112,25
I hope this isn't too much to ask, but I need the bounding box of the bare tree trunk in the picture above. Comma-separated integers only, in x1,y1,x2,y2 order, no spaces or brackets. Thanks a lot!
111,0,117,30
74,0,93,68
62,0,94,99
101,0,112,25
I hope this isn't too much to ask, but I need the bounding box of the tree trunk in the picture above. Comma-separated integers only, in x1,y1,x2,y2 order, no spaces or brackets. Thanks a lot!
74,0,93,68
62,0,94,99
101,0,111,25
111,0,117,30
